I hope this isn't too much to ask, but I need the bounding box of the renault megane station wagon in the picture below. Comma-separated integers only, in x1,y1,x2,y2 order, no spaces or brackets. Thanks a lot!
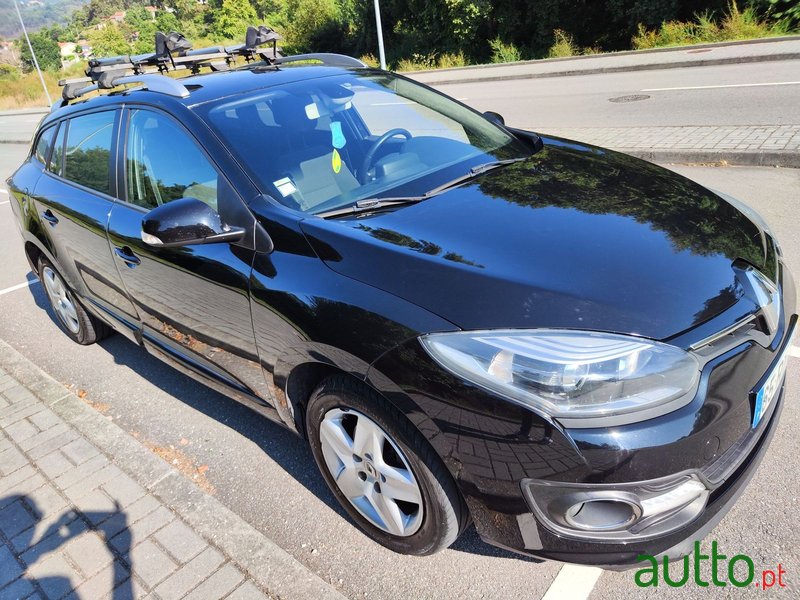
7,34,795,566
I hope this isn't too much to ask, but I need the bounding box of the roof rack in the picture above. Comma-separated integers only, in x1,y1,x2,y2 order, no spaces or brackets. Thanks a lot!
55,25,367,110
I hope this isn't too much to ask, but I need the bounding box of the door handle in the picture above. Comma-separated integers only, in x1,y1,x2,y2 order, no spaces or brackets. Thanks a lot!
114,246,141,267
41,209,58,225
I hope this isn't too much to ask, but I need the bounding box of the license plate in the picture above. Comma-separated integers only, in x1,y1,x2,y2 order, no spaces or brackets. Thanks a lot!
752,331,794,427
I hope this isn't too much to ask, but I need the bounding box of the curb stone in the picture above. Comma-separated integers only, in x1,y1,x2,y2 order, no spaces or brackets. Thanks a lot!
0,337,347,600
411,52,800,86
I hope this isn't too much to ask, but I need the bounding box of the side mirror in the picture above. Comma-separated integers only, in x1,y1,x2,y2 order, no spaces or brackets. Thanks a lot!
141,197,245,248
484,111,505,126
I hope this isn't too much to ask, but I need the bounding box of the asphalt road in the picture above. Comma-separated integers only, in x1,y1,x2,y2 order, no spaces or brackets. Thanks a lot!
2,128,799,600
430,60,800,130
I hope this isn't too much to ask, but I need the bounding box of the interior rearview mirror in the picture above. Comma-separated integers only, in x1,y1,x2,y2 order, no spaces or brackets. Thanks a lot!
483,111,505,126
141,197,245,248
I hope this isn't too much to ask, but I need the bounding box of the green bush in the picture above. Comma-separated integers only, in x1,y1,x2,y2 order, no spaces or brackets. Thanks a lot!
547,29,578,58
0,64,20,80
489,38,521,63
632,1,790,49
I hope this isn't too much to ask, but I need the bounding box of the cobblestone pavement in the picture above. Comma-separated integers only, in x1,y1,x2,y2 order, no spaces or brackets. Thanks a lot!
0,342,344,600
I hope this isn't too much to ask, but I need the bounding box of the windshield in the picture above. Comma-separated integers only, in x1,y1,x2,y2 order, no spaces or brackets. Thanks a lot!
203,71,533,215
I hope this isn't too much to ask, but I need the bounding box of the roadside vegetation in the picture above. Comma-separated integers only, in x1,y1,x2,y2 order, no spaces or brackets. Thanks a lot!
632,2,793,49
0,0,797,108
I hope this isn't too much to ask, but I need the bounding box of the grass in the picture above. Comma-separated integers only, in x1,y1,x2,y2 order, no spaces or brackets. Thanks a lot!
632,1,791,49
395,51,468,72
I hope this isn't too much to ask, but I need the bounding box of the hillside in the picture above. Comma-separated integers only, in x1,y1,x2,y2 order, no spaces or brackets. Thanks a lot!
0,0,87,38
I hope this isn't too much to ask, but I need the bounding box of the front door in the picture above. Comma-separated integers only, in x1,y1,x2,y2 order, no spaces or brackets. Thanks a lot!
107,107,273,406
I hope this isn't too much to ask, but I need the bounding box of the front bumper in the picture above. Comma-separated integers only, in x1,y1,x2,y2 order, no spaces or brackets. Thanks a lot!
366,270,796,565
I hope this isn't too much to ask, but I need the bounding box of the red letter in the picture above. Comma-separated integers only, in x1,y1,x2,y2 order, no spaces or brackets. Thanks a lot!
762,570,775,590
778,564,786,587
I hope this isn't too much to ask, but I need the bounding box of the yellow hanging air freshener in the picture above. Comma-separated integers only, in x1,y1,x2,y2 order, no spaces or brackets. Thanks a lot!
331,149,342,174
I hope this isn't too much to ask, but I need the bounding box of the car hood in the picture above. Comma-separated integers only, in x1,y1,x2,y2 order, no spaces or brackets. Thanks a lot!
299,138,768,340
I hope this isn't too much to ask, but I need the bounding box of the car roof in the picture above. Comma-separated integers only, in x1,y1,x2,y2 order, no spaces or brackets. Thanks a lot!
41,65,375,128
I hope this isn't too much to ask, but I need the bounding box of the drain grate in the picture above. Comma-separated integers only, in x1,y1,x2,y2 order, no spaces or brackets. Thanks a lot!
608,94,651,103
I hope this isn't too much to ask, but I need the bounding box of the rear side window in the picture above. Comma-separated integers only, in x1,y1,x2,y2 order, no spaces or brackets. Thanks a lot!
126,109,218,211
34,126,56,165
63,111,115,195
48,124,65,176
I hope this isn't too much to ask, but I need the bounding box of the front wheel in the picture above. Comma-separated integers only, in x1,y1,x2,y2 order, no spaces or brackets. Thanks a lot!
306,375,468,555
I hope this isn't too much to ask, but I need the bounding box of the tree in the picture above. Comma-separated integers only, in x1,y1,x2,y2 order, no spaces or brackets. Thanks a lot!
88,24,130,57
212,0,258,41
19,30,61,72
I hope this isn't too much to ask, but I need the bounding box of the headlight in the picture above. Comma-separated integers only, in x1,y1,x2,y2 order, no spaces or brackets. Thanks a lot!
420,330,700,426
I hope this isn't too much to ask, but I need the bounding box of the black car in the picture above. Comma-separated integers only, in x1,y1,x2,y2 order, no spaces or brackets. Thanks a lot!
6,35,796,566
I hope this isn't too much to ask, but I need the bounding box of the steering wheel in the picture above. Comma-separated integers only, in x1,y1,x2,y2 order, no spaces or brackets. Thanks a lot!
359,128,413,184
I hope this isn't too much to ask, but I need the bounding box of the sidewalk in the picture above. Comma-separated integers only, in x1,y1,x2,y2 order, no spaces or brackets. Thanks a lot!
408,36,800,86
537,124,800,167
0,339,345,600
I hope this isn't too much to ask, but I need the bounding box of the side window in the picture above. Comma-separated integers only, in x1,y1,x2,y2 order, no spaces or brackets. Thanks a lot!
63,111,115,195
48,123,65,176
126,109,218,211
34,126,56,165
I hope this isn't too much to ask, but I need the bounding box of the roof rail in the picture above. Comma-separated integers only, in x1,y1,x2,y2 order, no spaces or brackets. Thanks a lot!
275,53,367,69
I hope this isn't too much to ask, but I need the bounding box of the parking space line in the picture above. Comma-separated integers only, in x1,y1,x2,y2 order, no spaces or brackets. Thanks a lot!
0,280,38,297
541,564,603,600
0,188,8,193
0,201,8,206
790,346,800,359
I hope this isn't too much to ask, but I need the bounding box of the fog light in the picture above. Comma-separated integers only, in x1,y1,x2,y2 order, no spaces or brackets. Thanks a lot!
522,473,709,541
565,499,640,531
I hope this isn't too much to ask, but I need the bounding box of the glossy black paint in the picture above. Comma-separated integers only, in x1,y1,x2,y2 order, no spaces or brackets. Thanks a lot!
142,197,246,247
6,65,796,565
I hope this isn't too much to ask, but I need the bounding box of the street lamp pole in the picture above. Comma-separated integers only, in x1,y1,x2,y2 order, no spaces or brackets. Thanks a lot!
13,0,52,106
373,0,387,70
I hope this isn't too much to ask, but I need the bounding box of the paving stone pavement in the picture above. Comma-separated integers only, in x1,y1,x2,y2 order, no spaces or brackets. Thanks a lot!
0,339,346,600
536,125,800,167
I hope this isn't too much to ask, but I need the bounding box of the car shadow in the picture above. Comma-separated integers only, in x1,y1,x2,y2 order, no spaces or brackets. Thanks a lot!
29,280,537,563
1,494,133,598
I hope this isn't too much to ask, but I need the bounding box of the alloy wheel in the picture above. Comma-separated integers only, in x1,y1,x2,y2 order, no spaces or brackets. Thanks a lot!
42,266,80,334
319,408,424,537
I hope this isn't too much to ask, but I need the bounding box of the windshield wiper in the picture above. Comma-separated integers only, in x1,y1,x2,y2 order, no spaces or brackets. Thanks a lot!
422,157,529,197
316,157,528,219
316,196,425,219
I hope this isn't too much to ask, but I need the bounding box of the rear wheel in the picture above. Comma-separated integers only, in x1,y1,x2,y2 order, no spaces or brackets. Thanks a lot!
38,257,111,345
306,375,468,555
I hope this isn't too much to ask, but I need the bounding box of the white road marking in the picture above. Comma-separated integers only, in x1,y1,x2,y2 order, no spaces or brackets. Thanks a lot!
0,200,8,206
0,280,38,297
789,346,800,359
643,81,800,92
541,564,603,600
0,189,9,193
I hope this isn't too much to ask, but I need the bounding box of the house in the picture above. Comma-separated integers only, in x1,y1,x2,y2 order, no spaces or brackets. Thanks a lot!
77,40,92,59
58,41,79,67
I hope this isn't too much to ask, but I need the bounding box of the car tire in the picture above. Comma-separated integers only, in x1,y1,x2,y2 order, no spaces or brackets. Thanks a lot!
38,257,111,345
306,374,469,555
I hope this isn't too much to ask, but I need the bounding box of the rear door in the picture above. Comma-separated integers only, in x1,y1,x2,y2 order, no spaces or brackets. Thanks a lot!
30,109,141,340
106,107,273,406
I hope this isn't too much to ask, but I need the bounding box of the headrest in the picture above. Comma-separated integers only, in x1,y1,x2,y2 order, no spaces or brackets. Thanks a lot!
270,94,319,131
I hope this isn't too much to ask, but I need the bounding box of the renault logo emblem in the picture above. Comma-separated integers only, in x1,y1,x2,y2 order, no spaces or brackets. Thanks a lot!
736,263,780,335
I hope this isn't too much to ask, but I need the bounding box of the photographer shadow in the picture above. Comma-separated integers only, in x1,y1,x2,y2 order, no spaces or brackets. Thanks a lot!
1,493,133,599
